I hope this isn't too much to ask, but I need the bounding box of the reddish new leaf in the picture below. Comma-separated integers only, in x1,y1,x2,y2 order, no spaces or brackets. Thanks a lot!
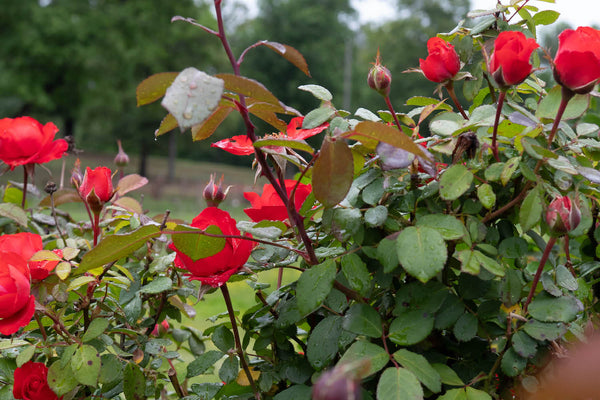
136,72,179,106
117,174,149,197
155,113,178,137
216,73,280,106
262,41,311,77
192,105,235,141
312,136,354,208
248,107,287,131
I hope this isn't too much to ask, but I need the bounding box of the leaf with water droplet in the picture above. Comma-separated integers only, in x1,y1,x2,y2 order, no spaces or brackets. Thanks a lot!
161,68,224,131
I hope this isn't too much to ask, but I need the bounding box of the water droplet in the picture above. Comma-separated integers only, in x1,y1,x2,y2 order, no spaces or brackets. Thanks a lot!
183,112,192,120
189,82,197,90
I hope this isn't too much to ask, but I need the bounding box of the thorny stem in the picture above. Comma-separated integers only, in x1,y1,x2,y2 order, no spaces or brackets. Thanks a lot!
524,236,557,313
491,90,506,162
168,360,188,398
221,284,261,400
50,192,67,245
93,212,101,246
382,323,400,368
34,313,47,342
546,87,575,148
384,96,402,133
445,81,469,120
21,165,29,209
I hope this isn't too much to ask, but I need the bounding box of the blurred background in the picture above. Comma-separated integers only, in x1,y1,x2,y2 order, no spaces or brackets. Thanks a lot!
0,0,594,219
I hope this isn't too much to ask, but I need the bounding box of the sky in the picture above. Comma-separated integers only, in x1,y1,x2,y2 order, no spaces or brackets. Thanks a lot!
244,0,600,27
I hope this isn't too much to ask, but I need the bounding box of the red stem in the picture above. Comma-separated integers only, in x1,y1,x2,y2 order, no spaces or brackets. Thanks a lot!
491,90,506,162
546,87,575,148
523,236,557,313
221,284,261,400
445,81,469,120
21,165,29,209
384,96,402,133
93,212,100,246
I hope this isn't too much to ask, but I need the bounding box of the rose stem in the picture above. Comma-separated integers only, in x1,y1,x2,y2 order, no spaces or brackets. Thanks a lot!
445,81,469,120
221,283,261,400
50,191,67,245
93,212,100,246
523,236,557,313
546,87,575,148
491,90,506,162
21,165,29,209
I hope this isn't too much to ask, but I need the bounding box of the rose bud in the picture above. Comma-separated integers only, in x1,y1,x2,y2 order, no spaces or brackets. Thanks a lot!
71,158,83,189
367,51,392,96
489,31,539,87
203,174,230,208
114,139,130,168
312,367,362,400
419,37,461,83
546,196,581,236
553,26,600,94
78,166,115,214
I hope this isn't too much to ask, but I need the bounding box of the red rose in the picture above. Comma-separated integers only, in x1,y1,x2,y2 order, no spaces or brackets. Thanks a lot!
0,233,61,280
244,180,312,223
489,31,539,87
170,207,254,287
78,166,115,213
0,117,68,170
419,37,461,83
13,361,61,400
212,117,328,155
554,26,600,93
0,251,35,335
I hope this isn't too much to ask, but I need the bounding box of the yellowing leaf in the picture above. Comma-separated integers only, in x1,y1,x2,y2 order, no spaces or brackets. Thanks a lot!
136,72,179,106
236,366,261,386
55,262,72,280
312,136,354,208
30,250,61,262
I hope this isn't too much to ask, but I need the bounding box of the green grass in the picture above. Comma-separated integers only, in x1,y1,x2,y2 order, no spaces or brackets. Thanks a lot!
1,152,256,222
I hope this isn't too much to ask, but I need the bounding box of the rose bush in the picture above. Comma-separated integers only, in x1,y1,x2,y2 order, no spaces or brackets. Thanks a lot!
3,2,600,400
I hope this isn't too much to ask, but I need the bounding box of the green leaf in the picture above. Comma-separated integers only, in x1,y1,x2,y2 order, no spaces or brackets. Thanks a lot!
520,187,543,232
254,137,314,154
439,164,473,200
453,313,478,342
456,249,480,275
378,238,399,273
216,73,279,105
376,367,423,400
341,253,371,297
528,292,582,322
523,320,567,341
416,214,465,240
365,205,388,227
0,203,28,226
273,385,312,400
338,341,388,378
48,360,79,396
389,310,434,346
67,276,97,292
533,10,560,25
99,354,122,385
346,121,430,160
396,226,447,283
79,225,161,273
429,111,464,137
171,224,225,261
296,259,337,314
501,156,521,186
219,356,238,383
556,265,578,291
438,388,467,400
475,250,505,276
465,387,493,400
303,107,335,129
307,316,342,370
511,331,538,359
393,349,441,393
536,85,590,121
138,276,173,294
82,318,109,343
136,71,178,106
71,344,101,387
342,303,382,338
123,363,146,400
406,96,451,110
501,347,527,377
298,84,332,101
477,183,496,210
16,345,35,368
431,363,464,386
187,351,223,378
312,136,354,208
212,325,235,353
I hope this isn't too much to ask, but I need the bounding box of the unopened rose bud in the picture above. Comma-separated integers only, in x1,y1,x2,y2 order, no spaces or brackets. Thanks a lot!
114,140,130,168
203,174,230,208
151,320,170,337
312,367,362,400
367,51,392,97
71,159,83,188
546,195,581,236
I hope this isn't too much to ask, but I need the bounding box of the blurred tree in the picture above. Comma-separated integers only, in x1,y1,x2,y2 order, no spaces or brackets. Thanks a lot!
0,0,227,177
233,0,357,119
